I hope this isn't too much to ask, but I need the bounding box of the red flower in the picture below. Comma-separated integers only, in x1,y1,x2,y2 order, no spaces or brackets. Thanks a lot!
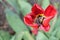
24,4,57,35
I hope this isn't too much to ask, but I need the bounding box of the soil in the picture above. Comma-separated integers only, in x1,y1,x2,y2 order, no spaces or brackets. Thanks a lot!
0,2,15,35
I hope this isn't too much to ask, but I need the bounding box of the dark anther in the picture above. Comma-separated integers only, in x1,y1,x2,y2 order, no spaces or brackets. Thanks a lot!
35,15,44,27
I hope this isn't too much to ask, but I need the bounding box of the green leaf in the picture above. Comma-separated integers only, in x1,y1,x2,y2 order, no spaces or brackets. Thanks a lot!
19,0,27,1
18,1,32,15
42,0,50,9
54,16,60,29
15,31,34,40
49,14,57,33
6,0,20,13
36,31,48,40
55,17,60,38
37,0,42,5
15,32,24,40
0,36,3,40
10,36,15,40
23,31,34,40
49,36,59,40
0,30,11,40
56,30,60,39
5,8,28,33
51,29,57,36
52,16,60,38
0,0,2,2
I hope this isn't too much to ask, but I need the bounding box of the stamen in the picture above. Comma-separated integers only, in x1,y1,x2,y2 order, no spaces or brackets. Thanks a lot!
34,14,45,27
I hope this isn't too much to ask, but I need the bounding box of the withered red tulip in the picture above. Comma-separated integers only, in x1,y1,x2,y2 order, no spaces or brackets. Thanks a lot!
24,4,57,35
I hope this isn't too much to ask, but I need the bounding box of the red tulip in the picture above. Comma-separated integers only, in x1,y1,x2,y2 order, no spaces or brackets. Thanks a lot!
24,4,57,35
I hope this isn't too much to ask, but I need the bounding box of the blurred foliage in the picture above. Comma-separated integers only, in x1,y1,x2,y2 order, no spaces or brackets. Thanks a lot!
6,0,20,13
18,0,32,15
15,31,34,40
0,0,60,40
5,8,28,33
0,0,2,2
42,0,50,9
0,30,11,40
36,32,48,40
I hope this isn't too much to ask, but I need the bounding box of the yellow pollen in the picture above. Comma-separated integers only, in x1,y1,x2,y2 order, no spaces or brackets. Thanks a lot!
36,14,45,18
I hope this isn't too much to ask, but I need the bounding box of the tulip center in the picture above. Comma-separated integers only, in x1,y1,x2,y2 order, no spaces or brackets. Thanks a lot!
34,14,45,26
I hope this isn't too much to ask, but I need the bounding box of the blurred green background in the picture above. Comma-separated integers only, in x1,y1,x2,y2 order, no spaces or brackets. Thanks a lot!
0,0,60,40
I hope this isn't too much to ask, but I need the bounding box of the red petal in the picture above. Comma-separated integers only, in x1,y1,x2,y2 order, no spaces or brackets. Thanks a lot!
31,23,38,29
24,14,34,26
30,13,36,19
39,24,50,32
44,5,57,18
32,4,44,15
31,28,38,35
24,13,38,29
43,16,52,27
